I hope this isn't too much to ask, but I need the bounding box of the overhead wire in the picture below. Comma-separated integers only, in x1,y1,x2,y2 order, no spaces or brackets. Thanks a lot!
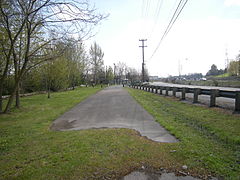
148,0,163,39
155,0,164,20
149,0,189,61
145,0,151,17
146,0,177,60
149,0,184,59
164,0,188,41
141,0,153,38
141,0,145,18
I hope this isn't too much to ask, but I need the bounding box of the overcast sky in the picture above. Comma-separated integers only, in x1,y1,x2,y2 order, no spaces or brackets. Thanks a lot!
87,0,240,77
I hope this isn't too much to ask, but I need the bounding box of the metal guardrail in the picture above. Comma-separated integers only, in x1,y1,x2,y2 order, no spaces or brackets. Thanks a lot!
130,84,240,112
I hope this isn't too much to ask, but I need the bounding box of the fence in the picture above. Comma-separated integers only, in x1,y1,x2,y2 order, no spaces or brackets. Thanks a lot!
130,84,240,112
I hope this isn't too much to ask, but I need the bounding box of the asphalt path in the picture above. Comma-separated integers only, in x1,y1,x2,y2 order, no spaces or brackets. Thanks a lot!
51,85,178,143
151,82,240,91
151,82,240,111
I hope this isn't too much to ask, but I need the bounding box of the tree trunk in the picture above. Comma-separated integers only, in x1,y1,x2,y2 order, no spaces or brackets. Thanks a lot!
47,84,50,99
4,86,17,113
238,60,240,77
4,63,27,113
15,82,20,108
0,83,3,113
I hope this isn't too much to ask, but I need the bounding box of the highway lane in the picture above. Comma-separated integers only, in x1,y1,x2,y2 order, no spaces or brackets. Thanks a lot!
150,82,240,111
151,82,240,91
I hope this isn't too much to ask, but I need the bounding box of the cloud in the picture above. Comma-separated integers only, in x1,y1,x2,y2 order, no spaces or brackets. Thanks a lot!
224,0,240,6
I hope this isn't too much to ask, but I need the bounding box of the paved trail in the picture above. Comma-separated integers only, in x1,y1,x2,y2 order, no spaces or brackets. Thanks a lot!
51,86,177,143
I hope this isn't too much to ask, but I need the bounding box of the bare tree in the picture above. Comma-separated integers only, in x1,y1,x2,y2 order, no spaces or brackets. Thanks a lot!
126,67,141,83
115,61,127,84
0,0,107,113
89,42,104,84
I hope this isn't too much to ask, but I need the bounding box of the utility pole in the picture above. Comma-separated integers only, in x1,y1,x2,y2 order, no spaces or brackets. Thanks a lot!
113,63,116,84
139,39,147,82
178,60,182,77
225,48,229,70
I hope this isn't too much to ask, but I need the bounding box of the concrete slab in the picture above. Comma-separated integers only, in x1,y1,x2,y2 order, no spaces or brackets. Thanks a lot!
51,86,178,143
122,171,202,180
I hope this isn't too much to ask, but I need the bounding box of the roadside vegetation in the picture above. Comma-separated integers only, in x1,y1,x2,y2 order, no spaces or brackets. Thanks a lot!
160,60,240,88
127,88,240,179
1,86,240,179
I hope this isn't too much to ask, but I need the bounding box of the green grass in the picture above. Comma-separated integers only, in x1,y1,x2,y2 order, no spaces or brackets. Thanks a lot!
127,88,240,179
0,86,240,179
0,86,183,180
215,73,230,78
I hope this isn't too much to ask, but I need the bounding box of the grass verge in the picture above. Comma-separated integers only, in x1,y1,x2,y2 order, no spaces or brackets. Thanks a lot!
127,88,240,179
0,86,239,179
0,86,182,180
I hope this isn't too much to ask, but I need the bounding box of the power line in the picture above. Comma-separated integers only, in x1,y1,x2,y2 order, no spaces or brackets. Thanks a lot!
164,0,188,38
149,0,189,61
148,0,163,39
145,0,151,17
141,0,145,18
150,0,184,59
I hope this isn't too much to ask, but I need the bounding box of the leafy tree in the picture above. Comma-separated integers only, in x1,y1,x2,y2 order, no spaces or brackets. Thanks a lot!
228,61,239,76
0,0,106,113
237,53,240,76
206,64,219,76
106,66,114,84
65,40,86,90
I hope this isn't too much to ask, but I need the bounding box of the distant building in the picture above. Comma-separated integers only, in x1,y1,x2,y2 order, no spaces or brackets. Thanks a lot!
149,76,159,81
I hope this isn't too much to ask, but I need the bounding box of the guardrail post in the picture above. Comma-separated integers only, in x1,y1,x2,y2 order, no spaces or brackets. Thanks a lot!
181,88,186,100
165,87,169,96
155,87,159,94
151,86,154,93
210,89,218,107
159,87,163,95
235,91,240,112
148,86,150,92
173,88,177,97
193,88,201,103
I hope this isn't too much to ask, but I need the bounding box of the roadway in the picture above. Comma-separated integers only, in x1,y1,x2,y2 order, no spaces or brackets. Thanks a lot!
151,82,240,111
